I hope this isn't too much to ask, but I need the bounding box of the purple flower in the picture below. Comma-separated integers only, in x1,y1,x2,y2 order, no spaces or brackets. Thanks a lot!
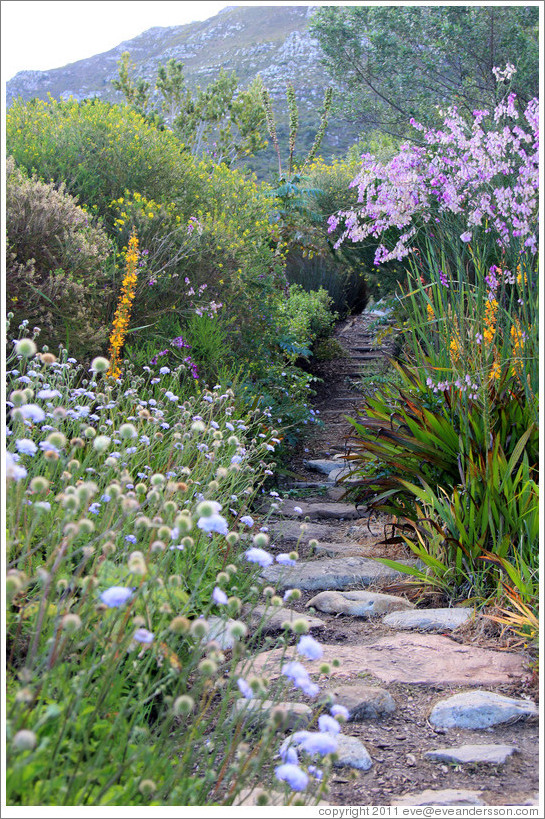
15,404,45,423
292,730,338,756
133,628,154,644
276,553,296,566
125,534,137,544
318,714,341,735
274,763,309,792
244,547,273,568
100,586,133,607
6,452,27,481
297,635,323,661
198,514,228,536
236,678,253,699
239,515,254,527
212,586,228,605
330,704,350,721
460,231,472,243
16,439,37,456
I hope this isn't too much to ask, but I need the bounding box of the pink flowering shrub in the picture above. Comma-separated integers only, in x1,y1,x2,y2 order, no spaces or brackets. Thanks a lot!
328,91,539,264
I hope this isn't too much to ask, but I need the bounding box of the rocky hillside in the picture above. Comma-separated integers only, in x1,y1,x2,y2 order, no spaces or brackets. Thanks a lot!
6,5,359,164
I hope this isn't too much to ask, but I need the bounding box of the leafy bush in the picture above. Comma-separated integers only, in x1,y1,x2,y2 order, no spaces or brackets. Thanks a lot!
6,97,201,220
278,284,337,357
6,157,115,357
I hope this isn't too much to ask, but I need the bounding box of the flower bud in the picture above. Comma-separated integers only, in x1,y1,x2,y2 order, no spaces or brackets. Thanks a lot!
12,729,37,751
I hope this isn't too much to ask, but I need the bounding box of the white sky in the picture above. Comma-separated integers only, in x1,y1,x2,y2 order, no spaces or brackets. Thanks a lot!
0,1,237,80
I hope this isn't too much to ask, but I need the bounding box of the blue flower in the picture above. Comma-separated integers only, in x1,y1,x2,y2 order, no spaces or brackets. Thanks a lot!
239,515,254,527
297,635,323,661
244,547,273,568
236,678,253,699
88,502,101,515
16,439,37,456
16,404,45,423
100,586,133,607
330,704,350,721
276,553,296,566
318,714,341,735
133,628,154,644
274,763,309,792
212,586,228,605
125,534,137,544
291,730,338,756
198,514,228,535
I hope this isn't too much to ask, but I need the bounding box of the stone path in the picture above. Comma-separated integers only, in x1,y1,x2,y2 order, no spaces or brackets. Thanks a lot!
231,308,540,808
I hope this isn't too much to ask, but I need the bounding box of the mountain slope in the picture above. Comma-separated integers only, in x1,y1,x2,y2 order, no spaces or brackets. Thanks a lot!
6,5,358,163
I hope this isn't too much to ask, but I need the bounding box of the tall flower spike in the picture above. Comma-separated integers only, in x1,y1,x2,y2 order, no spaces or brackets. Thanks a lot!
107,230,140,379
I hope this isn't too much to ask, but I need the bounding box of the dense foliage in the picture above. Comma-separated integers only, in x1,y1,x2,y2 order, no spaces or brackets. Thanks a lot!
309,5,539,138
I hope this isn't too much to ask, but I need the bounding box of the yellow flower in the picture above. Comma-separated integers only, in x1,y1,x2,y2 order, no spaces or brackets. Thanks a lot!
107,230,140,379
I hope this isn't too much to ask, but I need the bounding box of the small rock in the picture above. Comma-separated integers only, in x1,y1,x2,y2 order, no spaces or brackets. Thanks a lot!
242,604,325,633
425,744,518,765
383,607,474,631
391,789,486,806
324,683,396,720
308,589,415,617
429,691,538,729
231,699,312,731
334,734,373,770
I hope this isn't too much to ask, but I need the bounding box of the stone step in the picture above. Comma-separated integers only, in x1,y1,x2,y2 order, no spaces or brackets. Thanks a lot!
260,555,416,592
382,607,475,631
242,633,529,687
242,603,326,633
265,500,366,520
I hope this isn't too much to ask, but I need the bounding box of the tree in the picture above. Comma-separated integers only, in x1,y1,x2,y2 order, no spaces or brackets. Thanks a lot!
309,5,539,139
113,55,267,166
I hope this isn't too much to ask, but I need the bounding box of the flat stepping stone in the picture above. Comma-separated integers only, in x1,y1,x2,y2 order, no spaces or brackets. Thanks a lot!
231,699,313,731
392,789,486,807
425,744,518,765
323,683,396,720
261,556,416,592
383,607,474,631
242,604,325,633
269,520,338,544
245,634,528,686
313,542,371,558
334,734,373,770
307,589,415,617
267,500,366,520
429,691,538,729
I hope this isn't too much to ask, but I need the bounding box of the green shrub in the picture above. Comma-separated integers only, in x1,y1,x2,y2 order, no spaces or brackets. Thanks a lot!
278,284,337,355
6,157,115,357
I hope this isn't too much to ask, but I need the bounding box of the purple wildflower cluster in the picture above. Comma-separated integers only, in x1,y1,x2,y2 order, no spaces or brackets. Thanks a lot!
329,82,539,263
149,335,199,380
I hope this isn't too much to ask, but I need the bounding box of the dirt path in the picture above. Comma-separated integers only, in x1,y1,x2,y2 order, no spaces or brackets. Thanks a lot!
239,308,540,808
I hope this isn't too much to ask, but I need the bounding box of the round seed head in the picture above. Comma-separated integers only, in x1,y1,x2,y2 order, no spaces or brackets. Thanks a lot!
90,356,110,373
15,338,37,358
